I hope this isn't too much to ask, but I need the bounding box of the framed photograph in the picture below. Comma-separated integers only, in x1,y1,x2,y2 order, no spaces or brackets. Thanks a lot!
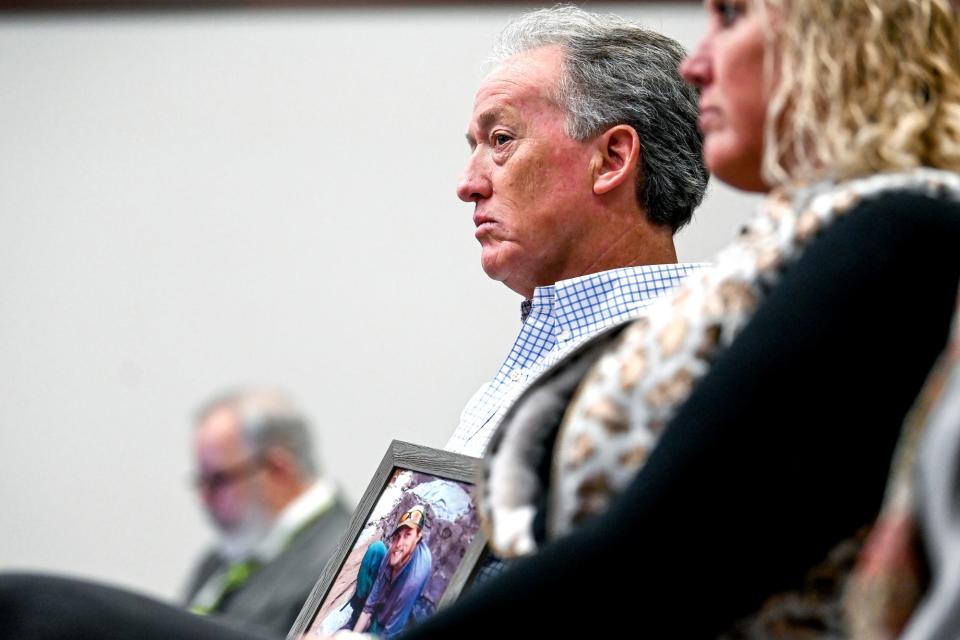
288,440,486,639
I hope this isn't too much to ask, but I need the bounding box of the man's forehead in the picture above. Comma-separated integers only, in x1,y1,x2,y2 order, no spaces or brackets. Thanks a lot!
474,47,562,106
467,51,562,144
196,408,245,451
488,43,564,81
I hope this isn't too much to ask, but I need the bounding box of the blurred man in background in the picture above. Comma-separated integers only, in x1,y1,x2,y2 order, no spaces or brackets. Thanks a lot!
184,389,351,638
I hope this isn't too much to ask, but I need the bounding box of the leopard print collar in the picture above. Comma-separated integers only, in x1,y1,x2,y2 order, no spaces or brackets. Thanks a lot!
480,169,960,558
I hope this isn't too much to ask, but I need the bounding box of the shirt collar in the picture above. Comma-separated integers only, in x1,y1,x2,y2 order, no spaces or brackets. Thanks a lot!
520,264,709,338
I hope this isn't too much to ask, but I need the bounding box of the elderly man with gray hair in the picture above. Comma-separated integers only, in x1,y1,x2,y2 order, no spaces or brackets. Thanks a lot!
184,390,351,638
0,7,707,640
446,5,707,459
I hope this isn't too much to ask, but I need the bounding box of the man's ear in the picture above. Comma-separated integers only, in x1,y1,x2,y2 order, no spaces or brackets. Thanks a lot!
262,446,298,479
592,124,641,196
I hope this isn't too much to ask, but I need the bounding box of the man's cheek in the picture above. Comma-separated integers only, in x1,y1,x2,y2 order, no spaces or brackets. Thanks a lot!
510,156,546,196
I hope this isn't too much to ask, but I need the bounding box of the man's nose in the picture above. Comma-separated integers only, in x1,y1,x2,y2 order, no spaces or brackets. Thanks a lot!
457,153,492,202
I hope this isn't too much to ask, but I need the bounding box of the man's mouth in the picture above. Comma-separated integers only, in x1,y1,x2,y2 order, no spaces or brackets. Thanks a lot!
473,213,497,238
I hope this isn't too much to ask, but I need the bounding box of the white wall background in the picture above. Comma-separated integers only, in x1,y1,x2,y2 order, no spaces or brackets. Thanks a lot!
0,3,761,601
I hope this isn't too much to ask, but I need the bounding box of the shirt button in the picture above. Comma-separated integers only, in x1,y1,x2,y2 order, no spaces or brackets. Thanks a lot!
510,368,523,382
558,329,571,341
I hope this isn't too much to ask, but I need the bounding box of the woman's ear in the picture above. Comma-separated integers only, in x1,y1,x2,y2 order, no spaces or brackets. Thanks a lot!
593,124,642,196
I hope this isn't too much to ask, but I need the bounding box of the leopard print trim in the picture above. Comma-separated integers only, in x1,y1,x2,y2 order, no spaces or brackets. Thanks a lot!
480,169,960,558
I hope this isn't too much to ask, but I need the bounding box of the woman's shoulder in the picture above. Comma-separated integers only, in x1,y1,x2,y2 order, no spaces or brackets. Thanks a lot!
788,174,960,286
840,188,960,233
805,171,960,244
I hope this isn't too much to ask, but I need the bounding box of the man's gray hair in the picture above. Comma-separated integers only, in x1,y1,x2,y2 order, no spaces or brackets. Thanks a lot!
490,5,707,231
196,389,318,477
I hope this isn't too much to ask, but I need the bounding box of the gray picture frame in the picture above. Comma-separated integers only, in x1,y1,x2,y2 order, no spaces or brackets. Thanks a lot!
287,439,486,639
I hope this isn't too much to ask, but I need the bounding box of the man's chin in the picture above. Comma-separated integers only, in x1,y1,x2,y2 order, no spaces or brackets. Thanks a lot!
215,516,272,559
480,254,520,289
209,516,237,534
388,550,407,567
479,257,505,282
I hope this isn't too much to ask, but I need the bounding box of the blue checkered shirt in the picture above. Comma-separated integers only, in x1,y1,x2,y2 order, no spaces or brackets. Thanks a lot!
444,263,709,458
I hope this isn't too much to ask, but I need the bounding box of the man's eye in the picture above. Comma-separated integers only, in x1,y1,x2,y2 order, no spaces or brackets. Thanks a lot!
493,133,512,147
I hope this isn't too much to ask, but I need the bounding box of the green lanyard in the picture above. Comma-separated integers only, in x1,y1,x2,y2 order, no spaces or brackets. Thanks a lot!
189,559,261,615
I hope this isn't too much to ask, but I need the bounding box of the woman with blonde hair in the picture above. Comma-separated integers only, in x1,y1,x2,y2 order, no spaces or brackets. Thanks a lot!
400,0,960,637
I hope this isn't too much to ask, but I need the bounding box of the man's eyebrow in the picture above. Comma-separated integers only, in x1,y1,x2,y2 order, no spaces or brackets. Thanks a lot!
477,108,505,132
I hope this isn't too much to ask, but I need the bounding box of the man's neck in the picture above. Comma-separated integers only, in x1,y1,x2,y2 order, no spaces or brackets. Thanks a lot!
576,223,678,282
515,222,678,299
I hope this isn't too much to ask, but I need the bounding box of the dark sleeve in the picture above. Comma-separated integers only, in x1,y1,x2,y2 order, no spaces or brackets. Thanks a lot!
403,193,960,638
0,573,273,640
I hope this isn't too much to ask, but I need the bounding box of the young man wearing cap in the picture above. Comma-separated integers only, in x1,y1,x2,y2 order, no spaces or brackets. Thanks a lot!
352,506,433,639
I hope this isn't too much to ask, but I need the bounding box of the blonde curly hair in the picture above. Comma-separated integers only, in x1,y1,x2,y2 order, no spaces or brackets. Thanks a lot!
758,0,960,186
